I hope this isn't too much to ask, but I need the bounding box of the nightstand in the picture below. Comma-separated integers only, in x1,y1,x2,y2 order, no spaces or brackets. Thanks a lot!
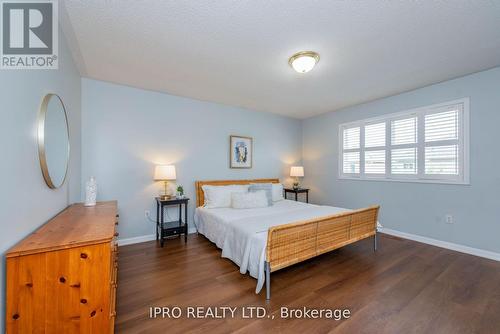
284,188,309,203
156,197,189,247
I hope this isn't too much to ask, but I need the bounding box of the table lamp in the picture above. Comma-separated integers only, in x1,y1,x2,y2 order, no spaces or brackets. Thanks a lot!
154,165,176,199
290,166,304,190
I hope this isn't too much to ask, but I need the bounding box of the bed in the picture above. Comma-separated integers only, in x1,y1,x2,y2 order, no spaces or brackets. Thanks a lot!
194,179,379,300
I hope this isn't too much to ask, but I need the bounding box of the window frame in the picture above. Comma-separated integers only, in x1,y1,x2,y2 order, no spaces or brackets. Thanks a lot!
338,98,470,185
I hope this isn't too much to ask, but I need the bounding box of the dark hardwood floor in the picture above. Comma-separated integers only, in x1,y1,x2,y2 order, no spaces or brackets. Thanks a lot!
115,233,500,334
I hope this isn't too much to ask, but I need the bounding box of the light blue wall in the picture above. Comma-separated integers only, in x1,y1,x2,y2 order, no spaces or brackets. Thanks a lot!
81,79,302,240
0,29,82,331
302,67,500,253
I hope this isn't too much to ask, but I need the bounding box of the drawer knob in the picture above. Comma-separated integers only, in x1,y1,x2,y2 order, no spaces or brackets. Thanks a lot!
90,310,96,317
80,298,87,304
12,314,20,320
80,253,88,259
114,232,119,237
59,277,66,283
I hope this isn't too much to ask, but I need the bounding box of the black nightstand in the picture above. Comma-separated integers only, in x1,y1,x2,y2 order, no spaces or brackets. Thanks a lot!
284,188,309,203
156,197,189,247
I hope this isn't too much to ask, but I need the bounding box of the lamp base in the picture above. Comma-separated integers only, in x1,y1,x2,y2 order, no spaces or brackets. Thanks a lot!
159,180,172,200
160,194,173,200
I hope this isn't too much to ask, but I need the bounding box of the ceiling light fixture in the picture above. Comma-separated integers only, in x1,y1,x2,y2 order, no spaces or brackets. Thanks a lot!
288,51,320,73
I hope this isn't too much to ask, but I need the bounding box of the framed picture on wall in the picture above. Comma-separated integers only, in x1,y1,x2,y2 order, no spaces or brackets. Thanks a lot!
230,135,253,168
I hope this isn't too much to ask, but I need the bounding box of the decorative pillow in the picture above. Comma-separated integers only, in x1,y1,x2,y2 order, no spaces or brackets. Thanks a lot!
202,185,249,208
249,183,273,206
271,183,284,202
231,190,269,209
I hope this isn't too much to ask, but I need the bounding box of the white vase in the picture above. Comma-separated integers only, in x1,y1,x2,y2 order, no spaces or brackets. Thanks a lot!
84,177,97,206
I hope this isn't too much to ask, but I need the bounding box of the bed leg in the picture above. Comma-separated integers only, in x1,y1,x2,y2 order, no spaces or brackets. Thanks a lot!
374,232,378,252
265,261,271,300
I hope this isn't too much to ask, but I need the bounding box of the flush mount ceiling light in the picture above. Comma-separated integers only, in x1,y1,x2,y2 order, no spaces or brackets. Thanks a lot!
288,51,320,73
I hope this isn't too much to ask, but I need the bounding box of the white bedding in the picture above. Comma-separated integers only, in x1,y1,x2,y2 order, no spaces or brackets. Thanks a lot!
194,200,352,294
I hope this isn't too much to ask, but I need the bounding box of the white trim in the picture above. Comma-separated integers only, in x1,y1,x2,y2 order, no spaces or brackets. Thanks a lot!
118,228,500,262
117,228,198,246
379,227,500,262
340,98,468,127
462,97,471,183
339,175,470,185
339,97,470,185
117,234,156,246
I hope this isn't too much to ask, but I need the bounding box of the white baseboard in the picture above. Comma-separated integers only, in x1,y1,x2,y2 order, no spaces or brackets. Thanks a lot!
117,228,198,246
379,227,500,262
119,227,500,262
117,234,156,246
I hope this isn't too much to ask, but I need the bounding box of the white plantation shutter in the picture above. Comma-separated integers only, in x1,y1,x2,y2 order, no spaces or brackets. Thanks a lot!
365,122,385,148
390,116,418,176
391,148,417,174
343,127,360,149
365,150,385,174
339,98,468,184
425,145,458,174
391,117,417,145
343,152,360,174
342,126,361,174
364,122,386,174
424,108,461,176
425,109,458,142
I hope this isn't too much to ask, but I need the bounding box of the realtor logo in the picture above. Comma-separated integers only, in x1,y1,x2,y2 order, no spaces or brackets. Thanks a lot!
1,0,58,69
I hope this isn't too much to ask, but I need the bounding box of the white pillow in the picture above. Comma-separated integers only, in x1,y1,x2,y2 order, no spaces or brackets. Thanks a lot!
202,185,249,208
271,183,284,202
231,190,269,209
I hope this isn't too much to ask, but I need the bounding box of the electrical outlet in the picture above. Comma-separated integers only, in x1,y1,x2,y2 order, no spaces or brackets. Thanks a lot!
145,210,150,218
445,214,453,224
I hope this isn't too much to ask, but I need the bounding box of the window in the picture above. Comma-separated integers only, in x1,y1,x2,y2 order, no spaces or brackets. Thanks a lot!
339,98,469,184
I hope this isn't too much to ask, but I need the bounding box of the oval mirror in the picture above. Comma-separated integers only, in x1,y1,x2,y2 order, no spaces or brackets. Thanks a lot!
37,94,70,189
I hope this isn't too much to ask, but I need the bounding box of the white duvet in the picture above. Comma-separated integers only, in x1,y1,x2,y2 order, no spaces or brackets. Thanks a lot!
194,200,352,294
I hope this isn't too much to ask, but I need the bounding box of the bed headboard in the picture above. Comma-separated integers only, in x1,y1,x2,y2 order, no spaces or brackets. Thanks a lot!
195,179,280,207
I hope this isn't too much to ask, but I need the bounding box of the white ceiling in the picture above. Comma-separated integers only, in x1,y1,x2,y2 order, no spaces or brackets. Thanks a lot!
61,1,500,119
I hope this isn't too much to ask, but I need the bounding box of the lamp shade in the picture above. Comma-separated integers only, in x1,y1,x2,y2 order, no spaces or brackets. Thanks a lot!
154,165,176,180
290,166,304,177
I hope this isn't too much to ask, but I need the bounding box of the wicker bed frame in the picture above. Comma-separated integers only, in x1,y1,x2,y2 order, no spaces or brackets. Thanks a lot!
195,179,380,300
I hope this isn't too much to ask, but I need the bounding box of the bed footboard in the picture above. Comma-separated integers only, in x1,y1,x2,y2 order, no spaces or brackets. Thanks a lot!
264,205,379,300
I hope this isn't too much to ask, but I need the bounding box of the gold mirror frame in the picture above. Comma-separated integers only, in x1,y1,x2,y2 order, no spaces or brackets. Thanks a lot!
37,93,70,189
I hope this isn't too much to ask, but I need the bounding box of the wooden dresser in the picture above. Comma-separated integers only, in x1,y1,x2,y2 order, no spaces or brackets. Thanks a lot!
5,201,119,334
